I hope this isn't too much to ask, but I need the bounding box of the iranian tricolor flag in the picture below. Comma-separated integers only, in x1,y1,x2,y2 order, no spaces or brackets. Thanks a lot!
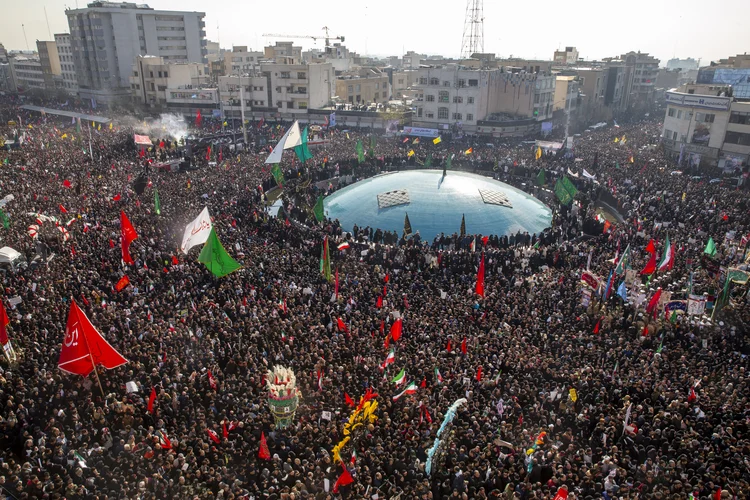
434,367,443,384
392,382,418,401
657,234,674,271
382,349,395,369
391,368,406,385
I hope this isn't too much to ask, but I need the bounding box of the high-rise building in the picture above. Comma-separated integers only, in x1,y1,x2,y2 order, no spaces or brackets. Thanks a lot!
66,1,207,105
54,34,79,94
604,51,660,110
36,41,63,91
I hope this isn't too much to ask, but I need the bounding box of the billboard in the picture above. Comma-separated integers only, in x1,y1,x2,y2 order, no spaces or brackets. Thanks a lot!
665,92,731,111
401,126,439,138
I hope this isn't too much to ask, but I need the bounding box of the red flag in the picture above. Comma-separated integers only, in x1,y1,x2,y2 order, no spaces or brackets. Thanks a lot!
159,140,165,149
63,179,72,188
337,317,347,333
553,487,569,500
114,275,130,292
148,387,157,414
383,285,387,297
461,338,467,355
475,251,485,297
376,295,383,308
207,370,218,391
258,431,271,460
205,146,211,161
109,238,115,249
139,147,145,158
645,239,656,254
384,274,389,283
0,300,9,346
120,211,138,265
593,318,601,334
207,428,221,444
640,251,656,275
59,204,68,214
112,194,121,201
420,377,426,388
446,339,452,353
171,255,179,265
390,318,403,342
688,386,697,403
58,300,128,376
646,288,662,318
476,366,482,382
642,325,649,337
157,430,172,450
344,393,355,407
714,488,722,500
332,463,354,493
222,422,229,439
482,235,489,246
195,109,202,127
384,333,390,349
603,220,611,234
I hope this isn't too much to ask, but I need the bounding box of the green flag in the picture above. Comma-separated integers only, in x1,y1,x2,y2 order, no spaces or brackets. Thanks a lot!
555,176,578,205
704,237,717,257
356,140,365,163
294,126,313,162
536,168,546,186
323,237,332,282
0,209,9,229
313,195,325,222
425,153,432,168
446,155,452,170
198,228,242,278
154,188,161,215
369,135,376,158
271,164,284,188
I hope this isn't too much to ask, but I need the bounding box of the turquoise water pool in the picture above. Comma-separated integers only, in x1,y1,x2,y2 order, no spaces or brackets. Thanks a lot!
324,170,551,241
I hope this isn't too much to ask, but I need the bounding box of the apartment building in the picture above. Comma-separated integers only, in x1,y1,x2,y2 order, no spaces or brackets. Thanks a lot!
264,42,302,65
553,46,579,65
129,55,208,108
224,46,265,75
9,56,45,92
219,62,333,119
54,34,78,93
66,1,207,105
335,68,389,105
605,51,660,110
36,41,63,91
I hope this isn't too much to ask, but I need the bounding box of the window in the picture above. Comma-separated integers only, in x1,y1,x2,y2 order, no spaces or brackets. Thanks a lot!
467,97,474,104
466,113,473,121
452,113,462,120
729,111,750,125
453,96,463,103
725,131,750,146
417,107,423,117
375,83,379,89
458,79,466,88
297,86,307,93
374,92,379,100
443,81,451,87
356,95,361,102
438,107,448,119
429,77,439,85
438,91,449,103
419,77,427,85
426,95,435,102
468,79,478,87
348,85,353,93
297,72,306,79
398,79,404,84
287,101,294,108
668,107,676,117
355,84,361,92
426,112,434,118
280,71,290,79
677,110,683,119
298,102,307,109
696,112,715,123
163,71,168,78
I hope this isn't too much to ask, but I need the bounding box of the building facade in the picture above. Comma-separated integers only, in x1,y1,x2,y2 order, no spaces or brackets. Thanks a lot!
335,68,389,105
661,84,750,168
36,41,63,91
264,42,302,65
696,54,750,100
66,1,207,105
224,46,264,75
54,34,79,94
9,56,45,92
619,51,660,110
129,55,208,108
553,46,579,65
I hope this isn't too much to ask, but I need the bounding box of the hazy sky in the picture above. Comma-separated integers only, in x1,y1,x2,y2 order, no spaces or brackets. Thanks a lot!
2,0,748,66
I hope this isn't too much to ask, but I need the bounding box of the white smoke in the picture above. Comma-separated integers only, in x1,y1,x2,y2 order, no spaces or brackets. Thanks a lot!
128,113,189,141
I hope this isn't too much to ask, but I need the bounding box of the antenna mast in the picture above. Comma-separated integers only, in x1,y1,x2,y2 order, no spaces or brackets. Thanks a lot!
460,0,484,59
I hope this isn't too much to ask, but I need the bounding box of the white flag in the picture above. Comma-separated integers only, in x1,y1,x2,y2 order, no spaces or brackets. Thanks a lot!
181,206,213,253
265,121,302,164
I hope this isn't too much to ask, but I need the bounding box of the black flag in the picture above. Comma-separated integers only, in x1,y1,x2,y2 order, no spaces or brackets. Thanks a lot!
403,213,412,236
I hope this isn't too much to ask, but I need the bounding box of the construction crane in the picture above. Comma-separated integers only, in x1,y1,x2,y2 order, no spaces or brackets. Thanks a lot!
262,26,345,47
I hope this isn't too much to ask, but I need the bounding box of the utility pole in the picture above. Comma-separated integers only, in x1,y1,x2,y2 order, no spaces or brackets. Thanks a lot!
239,74,247,144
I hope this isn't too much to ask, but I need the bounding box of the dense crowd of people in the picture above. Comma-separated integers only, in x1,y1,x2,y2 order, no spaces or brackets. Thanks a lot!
0,95,748,500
